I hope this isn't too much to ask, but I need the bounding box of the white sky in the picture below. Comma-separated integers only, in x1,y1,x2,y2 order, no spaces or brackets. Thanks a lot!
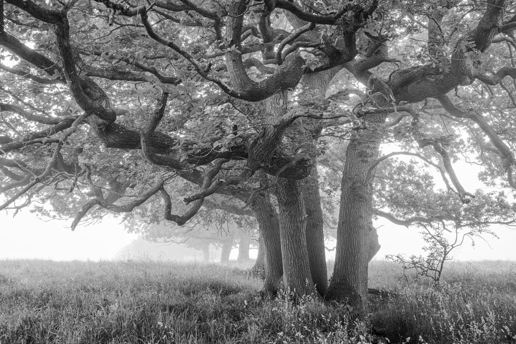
0,211,137,261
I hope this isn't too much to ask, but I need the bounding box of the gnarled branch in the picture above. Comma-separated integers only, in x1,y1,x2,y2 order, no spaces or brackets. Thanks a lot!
71,179,165,230
161,158,227,225
374,209,450,227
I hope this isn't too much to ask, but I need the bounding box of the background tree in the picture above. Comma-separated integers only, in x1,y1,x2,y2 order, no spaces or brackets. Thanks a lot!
125,193,259,263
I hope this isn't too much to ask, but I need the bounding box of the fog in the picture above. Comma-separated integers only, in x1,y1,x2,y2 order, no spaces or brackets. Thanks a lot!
1,209,515,262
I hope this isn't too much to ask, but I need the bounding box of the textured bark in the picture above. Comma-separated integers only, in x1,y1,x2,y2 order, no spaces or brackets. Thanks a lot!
250,193,283,296
297,68,344,296
237,234,251,262
302,161,327,295
220,233,234,263
276,178,314,297
325,114,384,313
251,235,266,278
368,225,381,262
264,90,315,297
224,1,304,101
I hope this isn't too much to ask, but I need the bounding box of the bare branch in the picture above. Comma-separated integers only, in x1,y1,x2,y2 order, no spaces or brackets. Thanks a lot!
275,0,378,25
0,63,64,84
71,200,100,231
53,17,117,122
374,209,451,227
0,141,64,210
0,31,63,78
71,179,166,230
203,199,253,217
183,166,253,204
139,10,236,97
0,103,61,125
0,164,25,181
276,22,315,65
474,66,516,85
0,175,31,193
84,51,181,85
0,138,61,155
161,159,228,225
5,0,63,24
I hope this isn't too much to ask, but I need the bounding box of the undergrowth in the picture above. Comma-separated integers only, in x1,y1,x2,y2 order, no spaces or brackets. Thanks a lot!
0,259,514,343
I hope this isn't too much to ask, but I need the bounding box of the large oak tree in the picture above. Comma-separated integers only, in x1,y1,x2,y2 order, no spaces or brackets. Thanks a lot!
2,0,516,313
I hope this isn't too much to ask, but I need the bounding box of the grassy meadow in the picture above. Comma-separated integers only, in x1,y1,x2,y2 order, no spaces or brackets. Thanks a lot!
0,259,515,344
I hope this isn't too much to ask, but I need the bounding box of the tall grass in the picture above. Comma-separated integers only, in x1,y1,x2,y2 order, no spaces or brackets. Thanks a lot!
367,260,516,344
0,259,514,343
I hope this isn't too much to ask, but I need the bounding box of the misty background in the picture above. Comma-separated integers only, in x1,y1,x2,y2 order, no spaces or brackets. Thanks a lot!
2,209,516,262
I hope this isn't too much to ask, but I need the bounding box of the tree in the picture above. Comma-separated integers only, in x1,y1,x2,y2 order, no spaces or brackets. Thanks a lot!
2,0,516,314
383,186,516,283
123,187,259,264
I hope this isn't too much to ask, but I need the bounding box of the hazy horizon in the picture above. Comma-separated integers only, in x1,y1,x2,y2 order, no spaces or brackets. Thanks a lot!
2,209,515,262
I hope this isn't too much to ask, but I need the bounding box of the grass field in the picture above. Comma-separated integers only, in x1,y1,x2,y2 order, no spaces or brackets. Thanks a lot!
0,259,515,343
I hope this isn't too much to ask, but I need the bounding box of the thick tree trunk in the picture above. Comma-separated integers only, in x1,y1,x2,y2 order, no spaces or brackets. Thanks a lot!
237,233,251,262
297,67,344,296
220,233,234,263
302,162,327,296
249,192,283,296
251,234,266,278
264,91,315,297
276,178,314,297
325,116,383,313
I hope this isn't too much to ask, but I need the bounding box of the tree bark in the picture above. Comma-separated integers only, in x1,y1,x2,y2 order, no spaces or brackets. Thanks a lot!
249,192,283,296
302,161,327,295
220,233,234,263
264,90,315,297
298,67,344,296
251,234,266,278
325,114,384,313
276,177,315,297
368,225,381,262
237,233,251,262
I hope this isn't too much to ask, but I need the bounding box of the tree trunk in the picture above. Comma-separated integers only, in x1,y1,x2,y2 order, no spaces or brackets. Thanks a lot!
302,162,327,296
325,115,383,313
237,233,251,262
368,225,381,262
201,242,210,262
297,67,344,296
276,178,314,297
265,91,315,297
220,233,234,263
249,192,283,296
251,234,266,278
